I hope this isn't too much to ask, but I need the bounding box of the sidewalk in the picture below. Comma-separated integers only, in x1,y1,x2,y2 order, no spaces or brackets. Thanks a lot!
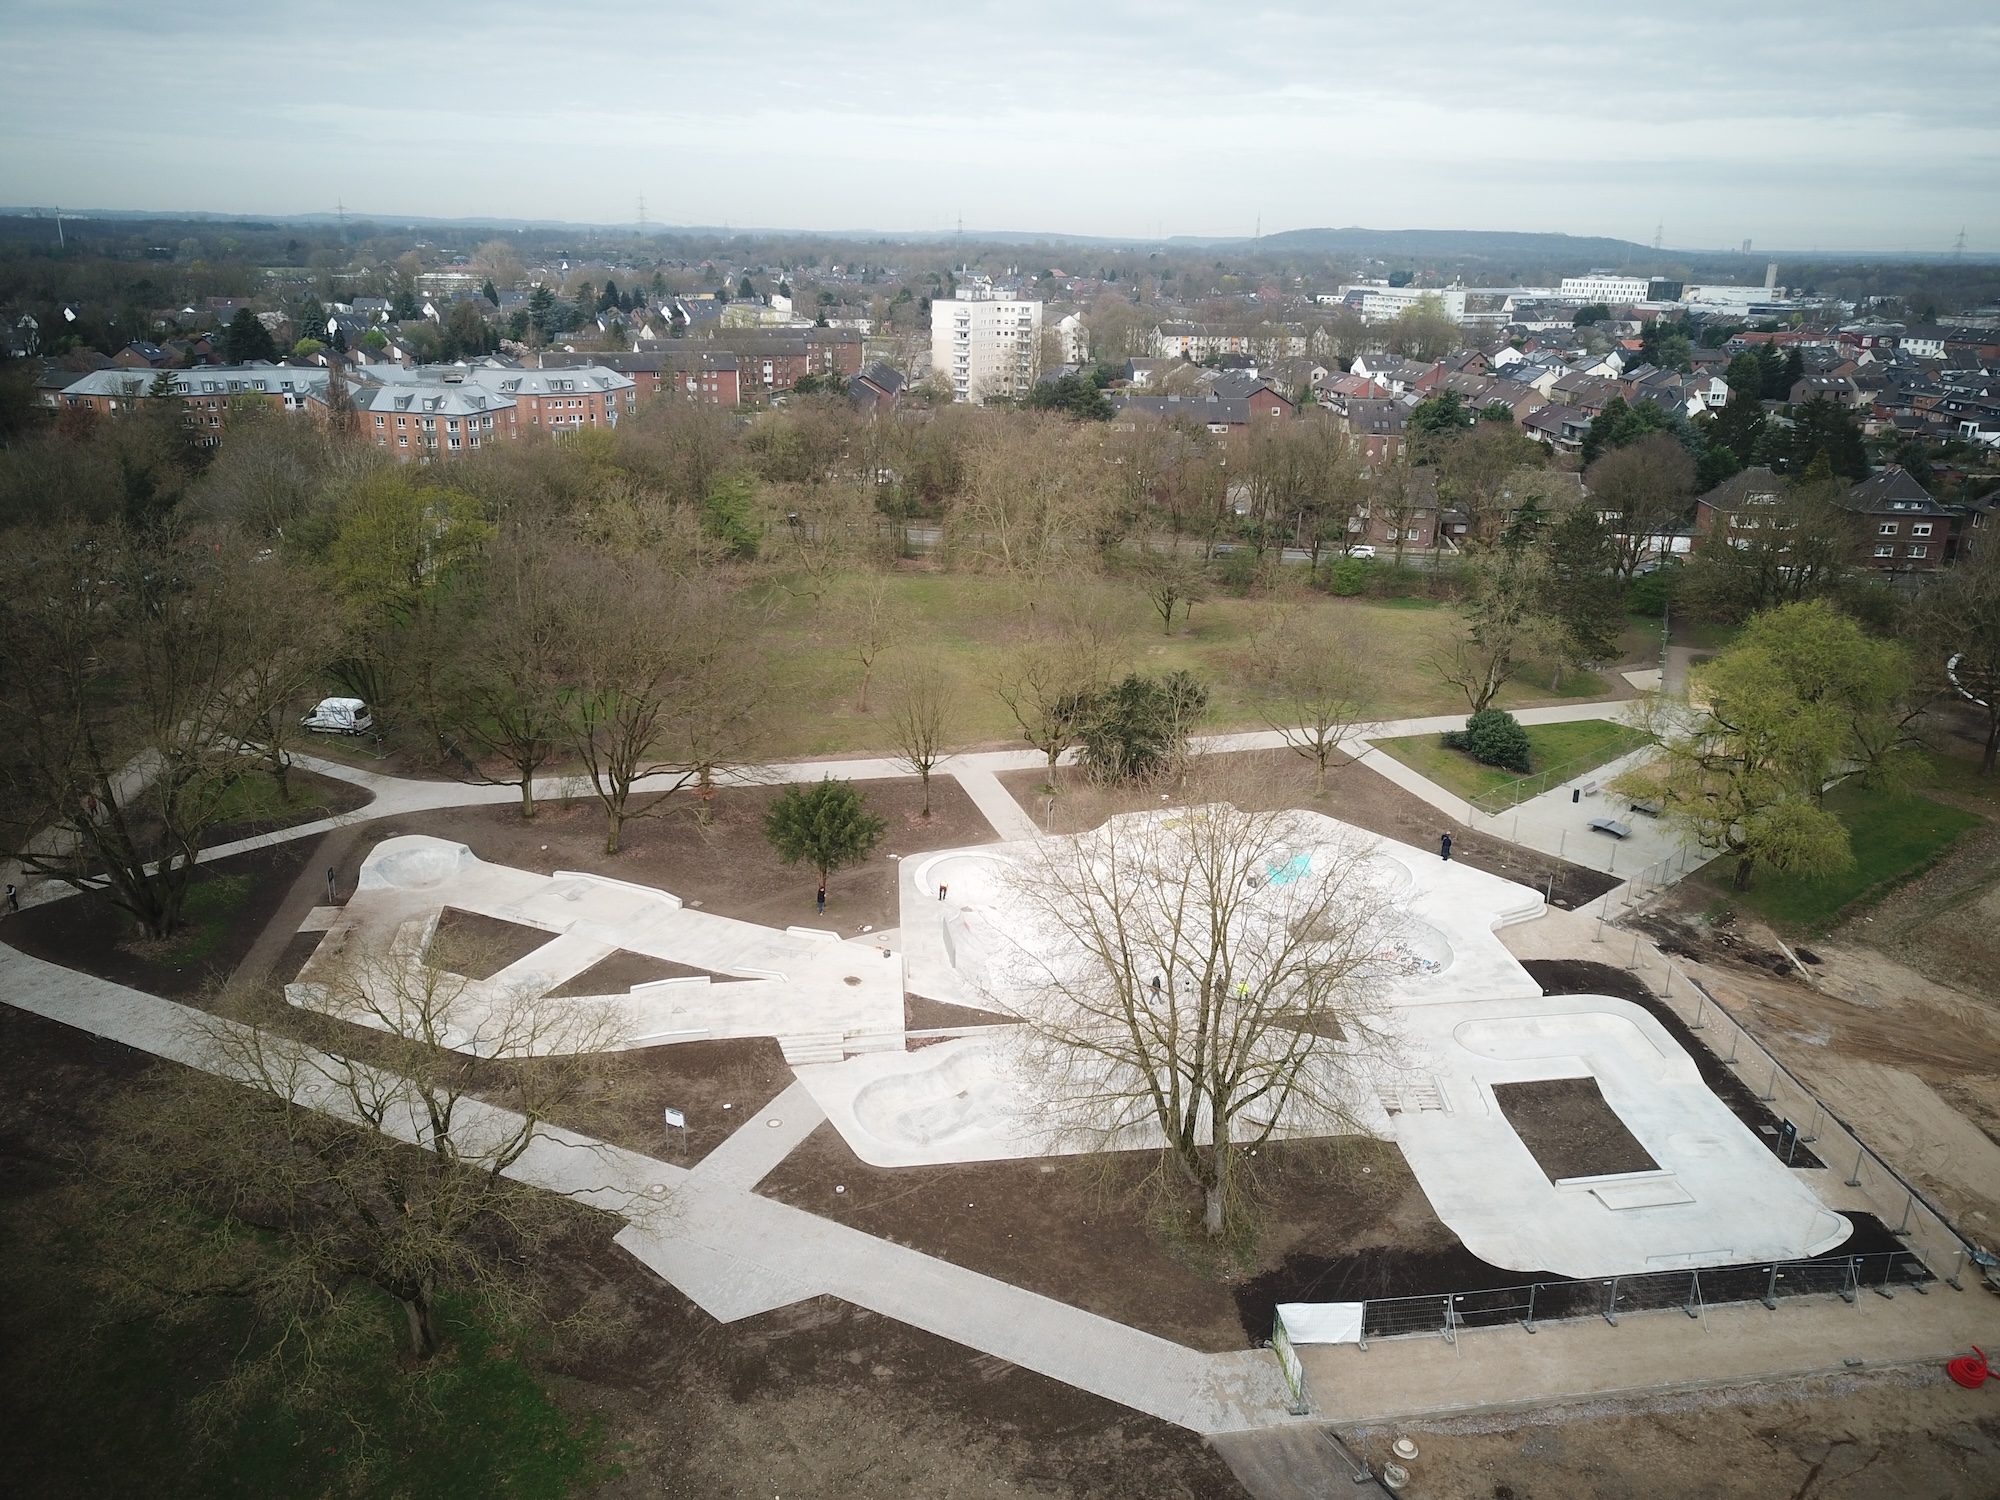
1298,1284,1998,1425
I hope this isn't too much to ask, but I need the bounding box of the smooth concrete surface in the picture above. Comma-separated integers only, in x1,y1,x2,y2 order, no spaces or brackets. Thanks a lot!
289,835,904,1059
1390,995,1850,1277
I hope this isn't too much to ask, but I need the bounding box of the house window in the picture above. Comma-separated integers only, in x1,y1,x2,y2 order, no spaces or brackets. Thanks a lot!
1875,545,1894,557
1908,545,1927,558
1912,523,1933,537
1878,522,1897,534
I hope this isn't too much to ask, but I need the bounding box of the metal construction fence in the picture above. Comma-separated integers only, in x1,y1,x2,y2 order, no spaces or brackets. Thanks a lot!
1468,732,1655,818
1356,1249,1939,1346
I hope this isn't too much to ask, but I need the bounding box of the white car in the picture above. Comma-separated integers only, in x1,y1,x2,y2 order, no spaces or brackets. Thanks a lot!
301,697,373,735
1347,545,1377,560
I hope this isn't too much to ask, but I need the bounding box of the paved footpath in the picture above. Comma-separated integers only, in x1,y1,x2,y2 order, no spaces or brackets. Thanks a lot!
0,940,1297,1435
10,698,1667,913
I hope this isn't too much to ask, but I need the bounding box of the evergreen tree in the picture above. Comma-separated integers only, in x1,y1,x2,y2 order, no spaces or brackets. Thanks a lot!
762,779,887,885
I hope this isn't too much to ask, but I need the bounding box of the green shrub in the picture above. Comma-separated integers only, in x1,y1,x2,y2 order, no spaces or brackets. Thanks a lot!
1079,670,1208,782
1625,563,1678,616
1442,708,1532,773
1325,557,1368,596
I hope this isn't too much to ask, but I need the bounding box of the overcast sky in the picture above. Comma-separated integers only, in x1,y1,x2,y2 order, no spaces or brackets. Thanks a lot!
1,0,1991,253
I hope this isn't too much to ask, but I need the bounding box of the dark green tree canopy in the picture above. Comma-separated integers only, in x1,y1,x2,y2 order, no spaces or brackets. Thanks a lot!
1078,670,1208,782
1444,708,1532,773
221,306,277,364
1025,373,1113,421
762,777,887,881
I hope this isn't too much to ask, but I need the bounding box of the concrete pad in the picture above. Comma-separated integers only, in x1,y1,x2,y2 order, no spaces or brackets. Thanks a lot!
288,836,903,1058
1390,994,1848,1276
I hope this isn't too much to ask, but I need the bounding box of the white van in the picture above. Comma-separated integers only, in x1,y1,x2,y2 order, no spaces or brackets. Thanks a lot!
301,697,373,735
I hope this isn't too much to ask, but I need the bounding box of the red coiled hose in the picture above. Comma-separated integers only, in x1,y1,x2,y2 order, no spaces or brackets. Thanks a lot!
1948,1346,1989,1389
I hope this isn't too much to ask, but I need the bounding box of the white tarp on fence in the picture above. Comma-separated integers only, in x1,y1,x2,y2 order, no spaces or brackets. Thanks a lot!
1275,1301,1366,1344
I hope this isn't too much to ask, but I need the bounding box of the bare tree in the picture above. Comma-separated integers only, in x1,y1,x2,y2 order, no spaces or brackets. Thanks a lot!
885,654,957,817
1255,612,1376,792
0,529,291,936
105,938,628,1415
1133,547,1209,635
1426,546,1555,713
557,554,700,853
1585,433,1696,581
444,538,567,818
1002,803,1392,1237
830,573,903,712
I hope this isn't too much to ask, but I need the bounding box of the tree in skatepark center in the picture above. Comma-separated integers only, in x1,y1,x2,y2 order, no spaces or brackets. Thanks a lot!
762,777,887,893
1006,800,1390,1239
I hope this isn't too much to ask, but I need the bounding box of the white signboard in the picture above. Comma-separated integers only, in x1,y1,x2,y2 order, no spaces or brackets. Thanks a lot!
663,1107,687,1130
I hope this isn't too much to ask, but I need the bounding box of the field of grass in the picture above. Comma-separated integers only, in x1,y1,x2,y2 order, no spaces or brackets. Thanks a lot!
751,571,1622,758
1731,781,1985,932
1375,719,1651,804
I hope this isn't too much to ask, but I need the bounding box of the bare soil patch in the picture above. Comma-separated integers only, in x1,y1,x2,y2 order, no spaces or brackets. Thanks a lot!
546,949,749,998
376,772,993,938
430,906,557,978
905,991,1013,1029
1345,1368,2000,1500
999,748,1618,911
758,1125,1438,1353
1492,1077,1659,1180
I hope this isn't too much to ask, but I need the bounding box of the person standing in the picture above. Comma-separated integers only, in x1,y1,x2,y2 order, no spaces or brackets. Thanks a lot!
937,882,948,901
816,880,827,916
1440,832,1453,861
4,882,17,915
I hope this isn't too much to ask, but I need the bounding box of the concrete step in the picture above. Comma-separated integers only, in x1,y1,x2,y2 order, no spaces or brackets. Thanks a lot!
780,1031,846,1065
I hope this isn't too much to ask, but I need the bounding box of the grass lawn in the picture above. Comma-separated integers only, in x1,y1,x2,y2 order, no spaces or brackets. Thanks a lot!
1375,719,1650,803
749,571,1625,758
1729,781,1985,932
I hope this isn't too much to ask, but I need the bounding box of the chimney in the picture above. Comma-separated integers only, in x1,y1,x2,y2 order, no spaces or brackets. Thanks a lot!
1765,262,1778,292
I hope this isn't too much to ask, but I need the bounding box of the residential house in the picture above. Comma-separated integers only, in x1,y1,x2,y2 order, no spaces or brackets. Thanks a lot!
1840,467,1965,573
848,362,906,415
1521,403,1594,453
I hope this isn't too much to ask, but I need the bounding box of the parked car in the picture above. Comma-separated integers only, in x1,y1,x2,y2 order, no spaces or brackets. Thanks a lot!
301,697,373,735
1347,545,1377,559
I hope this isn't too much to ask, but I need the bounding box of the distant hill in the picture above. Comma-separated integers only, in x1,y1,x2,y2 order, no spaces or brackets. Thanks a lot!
1189,225,1657,263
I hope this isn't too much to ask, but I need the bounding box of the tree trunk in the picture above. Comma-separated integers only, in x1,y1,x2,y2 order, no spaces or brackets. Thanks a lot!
1983,716,1998,778
399,1291,439,1359
919,769,932,818
1733,854,1755,891
604,805,624,855
519,777,536,820
1203,1182,1225,1237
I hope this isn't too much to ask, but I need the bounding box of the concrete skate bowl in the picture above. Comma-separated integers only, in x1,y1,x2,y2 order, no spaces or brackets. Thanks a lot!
1362,851,1417,900
851,1040,1013,1150
914,848,1014,906
360,837,478,891
1375,916,1453,977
